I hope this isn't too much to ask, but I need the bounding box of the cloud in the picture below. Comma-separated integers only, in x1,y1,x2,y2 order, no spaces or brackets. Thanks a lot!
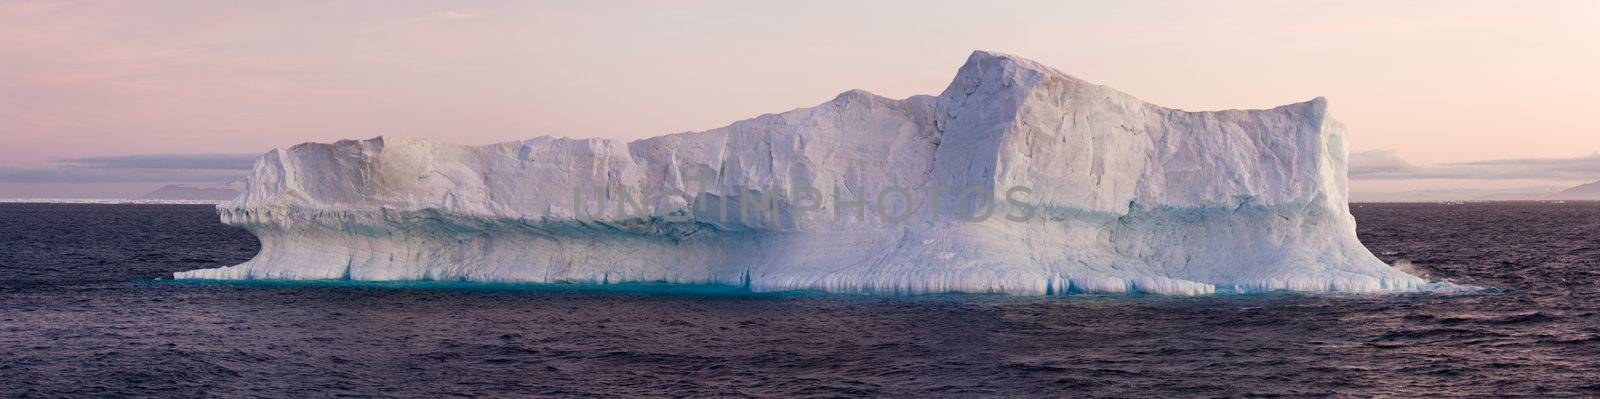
1350,150,1600,181
0,153,255,183
431,10,481,21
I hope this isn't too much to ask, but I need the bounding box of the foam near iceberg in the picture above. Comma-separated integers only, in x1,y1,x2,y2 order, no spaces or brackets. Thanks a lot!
176,51,1432,295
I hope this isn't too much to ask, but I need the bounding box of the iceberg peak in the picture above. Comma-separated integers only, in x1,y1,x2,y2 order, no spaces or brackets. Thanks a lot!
960,50,1083,80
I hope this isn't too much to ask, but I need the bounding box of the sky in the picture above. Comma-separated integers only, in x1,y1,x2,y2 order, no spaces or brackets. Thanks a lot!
1,1,1598,199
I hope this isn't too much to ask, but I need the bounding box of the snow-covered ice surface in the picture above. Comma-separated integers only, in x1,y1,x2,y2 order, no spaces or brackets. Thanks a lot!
176,51,1435,295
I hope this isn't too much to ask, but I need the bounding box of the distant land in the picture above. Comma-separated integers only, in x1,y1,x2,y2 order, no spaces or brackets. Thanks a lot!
1545,180,1600,201
1352,179,1600,203
140,183,240,201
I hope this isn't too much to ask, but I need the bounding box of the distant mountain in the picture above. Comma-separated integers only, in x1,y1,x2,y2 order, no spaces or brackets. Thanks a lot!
1351,180,1600,203
140,183,240,201
1474,192,1550,201
1350,187,1561,203
1546,180,1600,200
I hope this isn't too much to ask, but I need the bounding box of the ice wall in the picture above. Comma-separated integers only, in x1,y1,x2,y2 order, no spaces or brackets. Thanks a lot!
175,51,1429,295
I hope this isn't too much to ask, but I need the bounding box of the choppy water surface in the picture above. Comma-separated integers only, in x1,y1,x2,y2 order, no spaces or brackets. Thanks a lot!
1,202,1597,397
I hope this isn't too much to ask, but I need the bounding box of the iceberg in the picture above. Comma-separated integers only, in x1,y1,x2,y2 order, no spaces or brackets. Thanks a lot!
175,51,1430,295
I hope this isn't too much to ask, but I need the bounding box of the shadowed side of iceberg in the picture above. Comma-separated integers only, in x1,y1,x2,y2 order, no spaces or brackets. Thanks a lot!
174,203,1429,296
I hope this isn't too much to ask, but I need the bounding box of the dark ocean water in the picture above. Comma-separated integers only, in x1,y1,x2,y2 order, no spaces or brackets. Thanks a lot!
1,202,1597,398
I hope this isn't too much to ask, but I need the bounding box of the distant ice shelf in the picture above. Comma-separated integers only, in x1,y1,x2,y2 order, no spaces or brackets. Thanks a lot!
175,51,1434,296
1,198,227,205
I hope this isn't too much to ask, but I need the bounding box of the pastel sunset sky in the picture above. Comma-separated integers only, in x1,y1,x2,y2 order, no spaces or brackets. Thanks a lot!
2,1,1597,199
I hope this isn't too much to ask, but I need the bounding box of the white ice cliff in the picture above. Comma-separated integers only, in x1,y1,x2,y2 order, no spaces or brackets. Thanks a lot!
175,51,1430,295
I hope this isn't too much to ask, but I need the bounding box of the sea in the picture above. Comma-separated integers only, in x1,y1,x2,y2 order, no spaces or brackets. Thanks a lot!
1,202,1596,397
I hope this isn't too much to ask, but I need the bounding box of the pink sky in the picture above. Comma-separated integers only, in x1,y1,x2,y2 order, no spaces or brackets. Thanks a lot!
1,1,1597,198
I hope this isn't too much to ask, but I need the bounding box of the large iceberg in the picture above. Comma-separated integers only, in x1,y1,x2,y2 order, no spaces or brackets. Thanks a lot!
176,51,1429,295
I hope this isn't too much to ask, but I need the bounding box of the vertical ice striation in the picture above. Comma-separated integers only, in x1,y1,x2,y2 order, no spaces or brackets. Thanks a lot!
175,51,1430,295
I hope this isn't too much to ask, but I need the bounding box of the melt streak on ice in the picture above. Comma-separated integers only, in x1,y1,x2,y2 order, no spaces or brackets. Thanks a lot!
176,51,1430,295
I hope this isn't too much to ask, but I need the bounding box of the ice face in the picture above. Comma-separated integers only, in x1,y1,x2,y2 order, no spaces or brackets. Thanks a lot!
174,51,1430,295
